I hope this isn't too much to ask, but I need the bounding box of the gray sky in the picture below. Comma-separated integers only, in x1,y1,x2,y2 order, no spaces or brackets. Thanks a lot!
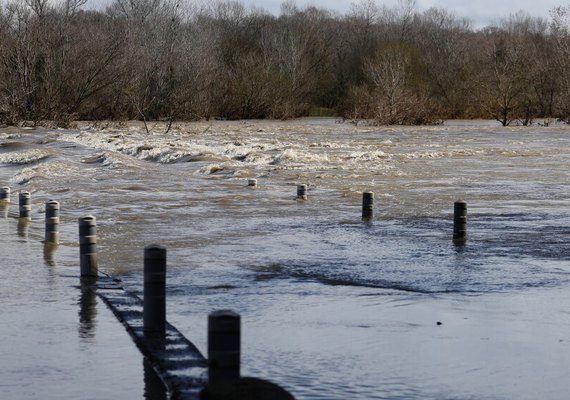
85,0,563,27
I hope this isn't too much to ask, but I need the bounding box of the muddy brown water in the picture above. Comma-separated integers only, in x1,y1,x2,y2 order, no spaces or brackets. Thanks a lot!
2,119,570,399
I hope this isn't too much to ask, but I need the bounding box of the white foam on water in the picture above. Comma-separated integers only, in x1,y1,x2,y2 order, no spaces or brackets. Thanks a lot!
0,149,53,165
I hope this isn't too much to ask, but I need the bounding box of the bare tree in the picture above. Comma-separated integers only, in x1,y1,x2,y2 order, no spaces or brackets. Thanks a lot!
365,42,438,125
476,13,548,126
412,7,472,118
24,0,48,17
550,5,570,121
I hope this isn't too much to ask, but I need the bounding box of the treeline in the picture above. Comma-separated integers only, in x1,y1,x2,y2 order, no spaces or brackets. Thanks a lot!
3,0,570,126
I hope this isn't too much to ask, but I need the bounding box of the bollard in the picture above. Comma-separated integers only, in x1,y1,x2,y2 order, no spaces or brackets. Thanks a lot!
19,191,31,220
79,216,98,278
208,310,240,385
297,184,308,200
143,245,167,334
45,200,60,244
0,186,10,202
362,191,374,220
453,201,467,241
248,179,257,188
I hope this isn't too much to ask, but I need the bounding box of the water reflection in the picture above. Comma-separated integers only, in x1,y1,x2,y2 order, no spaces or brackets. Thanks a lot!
453,237,467,249
78,284,97,342
143,358,167,400
43,242,58,267
0,201,7,218
17,218,29,239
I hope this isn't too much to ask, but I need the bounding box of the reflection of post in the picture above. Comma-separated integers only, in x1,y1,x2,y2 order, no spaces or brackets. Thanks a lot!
78,284,97,341
0,201,7,219
143,359,167,400
43,242,58,266
17,218,29,239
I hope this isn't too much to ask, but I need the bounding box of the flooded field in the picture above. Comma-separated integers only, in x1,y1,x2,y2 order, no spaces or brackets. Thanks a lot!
2,118,570,399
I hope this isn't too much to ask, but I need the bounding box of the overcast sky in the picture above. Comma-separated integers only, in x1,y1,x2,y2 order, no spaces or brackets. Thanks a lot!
84,0,564,27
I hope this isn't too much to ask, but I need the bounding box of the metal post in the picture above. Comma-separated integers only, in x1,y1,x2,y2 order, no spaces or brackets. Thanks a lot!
144,245,167,334
79,216,98,278
453,201,467,242
208,310,240,384
19,191,31,220
362,191,374,220
297,184,308,200
45,200,60,244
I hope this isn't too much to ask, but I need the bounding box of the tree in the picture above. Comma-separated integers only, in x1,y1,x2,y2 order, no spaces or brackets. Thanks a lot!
412,7,473,118
550,5,570,121
476,13,551,126
365,42,437,125
259,5,335,118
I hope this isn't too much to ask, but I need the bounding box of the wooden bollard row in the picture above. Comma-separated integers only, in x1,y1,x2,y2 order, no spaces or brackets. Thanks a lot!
1,185,469,243
138,244,291,396
0,185,295,397
138,245,291,396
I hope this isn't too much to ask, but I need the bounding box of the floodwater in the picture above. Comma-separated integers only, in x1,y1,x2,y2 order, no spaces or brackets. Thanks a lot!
2,118,570,399
0,206,165,398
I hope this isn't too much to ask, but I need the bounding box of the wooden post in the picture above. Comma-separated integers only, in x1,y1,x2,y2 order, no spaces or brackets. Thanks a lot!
208,310,240,384
453,201,467,242
79,216,98,278
144,245,167,334
362,191,374,220
45,200,60,244
297,184,308,200
0,187,10,202
19,191,31,220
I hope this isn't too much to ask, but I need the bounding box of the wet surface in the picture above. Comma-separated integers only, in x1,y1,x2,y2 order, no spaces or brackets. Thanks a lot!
0,216,166,399
2,119,570,399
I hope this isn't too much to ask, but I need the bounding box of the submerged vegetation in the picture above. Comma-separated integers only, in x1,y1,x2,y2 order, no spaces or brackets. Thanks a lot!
2,0,570,126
